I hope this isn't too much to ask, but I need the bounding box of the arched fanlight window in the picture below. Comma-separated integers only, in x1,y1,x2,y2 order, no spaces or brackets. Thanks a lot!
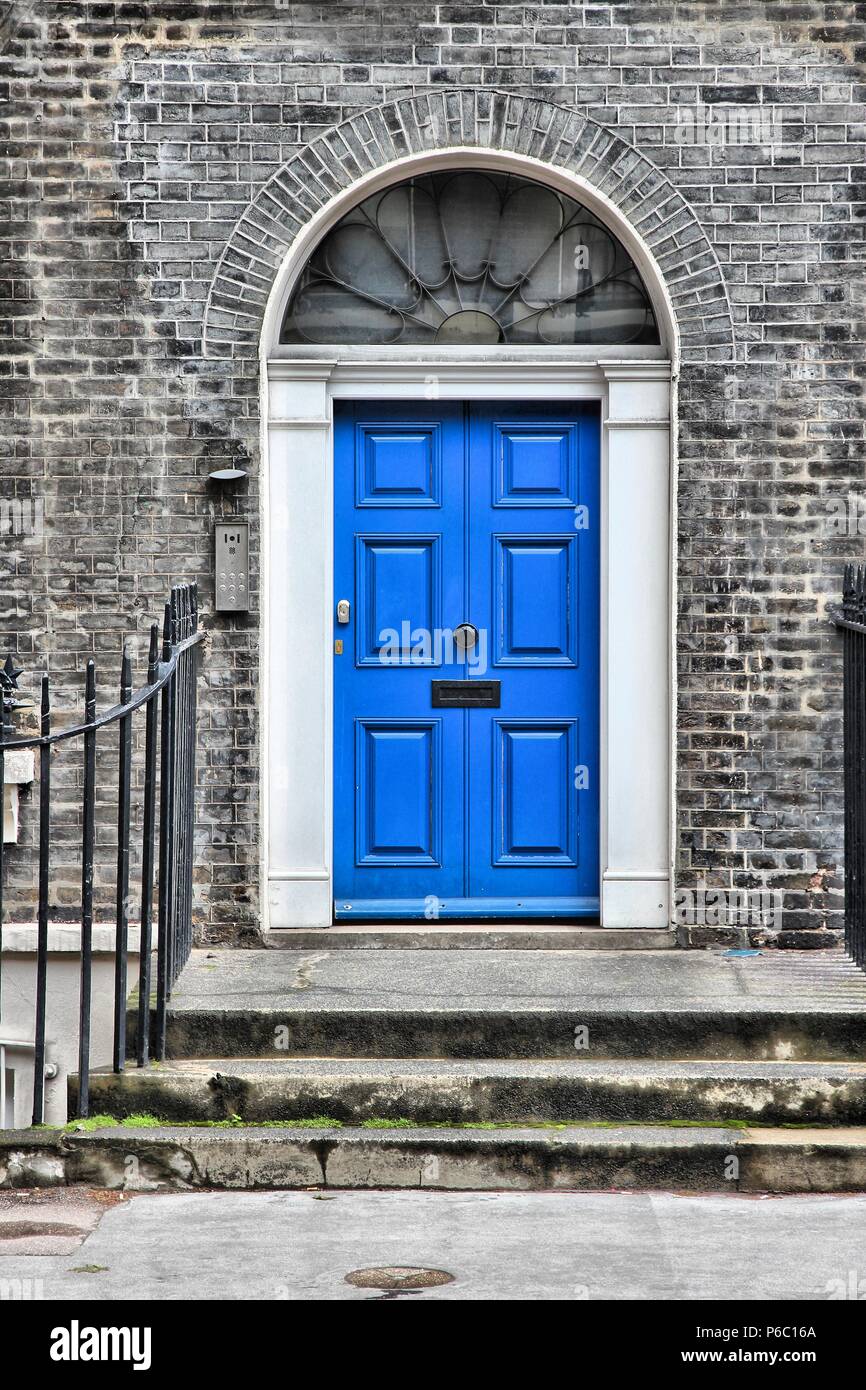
280,170,660,347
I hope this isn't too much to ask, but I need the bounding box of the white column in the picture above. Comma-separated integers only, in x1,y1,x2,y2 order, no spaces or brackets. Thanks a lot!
266,361,335,927
600,363,672,928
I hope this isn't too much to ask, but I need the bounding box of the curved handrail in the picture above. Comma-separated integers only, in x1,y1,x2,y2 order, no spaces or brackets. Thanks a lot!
0,630,206,751
0,579,204,1123
829,605,866,636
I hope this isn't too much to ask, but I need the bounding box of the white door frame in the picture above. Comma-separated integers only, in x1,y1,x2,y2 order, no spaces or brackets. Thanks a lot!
259,150,676,932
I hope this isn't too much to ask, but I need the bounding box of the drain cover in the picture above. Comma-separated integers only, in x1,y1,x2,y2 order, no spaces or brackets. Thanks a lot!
345,1266,454,1290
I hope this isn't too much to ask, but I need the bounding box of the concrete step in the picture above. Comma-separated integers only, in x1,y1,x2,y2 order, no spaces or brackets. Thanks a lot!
75,1058,866,1126
6,1123,866,1194
150,947,866,1061
158,1009,866,1061
264,926,677,950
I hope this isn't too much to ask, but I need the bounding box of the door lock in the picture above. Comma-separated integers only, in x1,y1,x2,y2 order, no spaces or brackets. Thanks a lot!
453,622,479,652
336,599,351,624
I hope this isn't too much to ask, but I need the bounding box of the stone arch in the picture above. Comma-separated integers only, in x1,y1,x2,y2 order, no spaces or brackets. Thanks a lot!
203,90,735,365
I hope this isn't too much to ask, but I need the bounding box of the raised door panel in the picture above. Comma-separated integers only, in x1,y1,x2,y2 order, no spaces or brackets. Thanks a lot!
356,720,441,865
357,423,442,507
355,535,440,666
494,422,580,507
493,720,578,865
495,535,577,666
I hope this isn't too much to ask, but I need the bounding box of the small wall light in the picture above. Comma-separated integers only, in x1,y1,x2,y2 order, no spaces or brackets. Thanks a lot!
207,467,248,484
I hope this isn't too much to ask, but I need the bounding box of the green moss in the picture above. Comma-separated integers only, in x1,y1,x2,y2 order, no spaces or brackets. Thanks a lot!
207,1115,345,1129
63,1113,162,1132
360,1116,415,1129
53,1114,844,1134
267,1116,343,1129
412,1118,755,1131
172,1115,345,1129
564,1118,753,1131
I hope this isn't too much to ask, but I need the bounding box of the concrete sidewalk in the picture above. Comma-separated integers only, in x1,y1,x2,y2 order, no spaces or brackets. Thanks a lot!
2,1188,865,1300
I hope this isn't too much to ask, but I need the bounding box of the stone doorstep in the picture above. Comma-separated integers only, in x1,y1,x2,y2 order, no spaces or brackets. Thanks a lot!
4,1126,866,1194
73,1058,866,1127
264,926,677,950
151,947,866,1061
166,947,866,1016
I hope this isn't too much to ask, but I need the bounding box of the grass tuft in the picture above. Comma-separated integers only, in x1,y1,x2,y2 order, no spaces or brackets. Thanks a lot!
63,1113,162,1133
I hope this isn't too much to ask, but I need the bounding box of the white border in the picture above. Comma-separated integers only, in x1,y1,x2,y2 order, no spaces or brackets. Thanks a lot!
259,148,677,931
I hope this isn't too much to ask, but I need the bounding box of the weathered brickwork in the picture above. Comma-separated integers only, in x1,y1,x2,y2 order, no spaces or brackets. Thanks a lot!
1,2,863,942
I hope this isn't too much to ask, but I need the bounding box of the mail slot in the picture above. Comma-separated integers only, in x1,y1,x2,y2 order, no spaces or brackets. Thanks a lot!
431,680,501,708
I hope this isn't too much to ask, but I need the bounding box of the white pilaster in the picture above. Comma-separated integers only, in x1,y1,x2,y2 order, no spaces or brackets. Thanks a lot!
266,361,335,927
599,363,671,927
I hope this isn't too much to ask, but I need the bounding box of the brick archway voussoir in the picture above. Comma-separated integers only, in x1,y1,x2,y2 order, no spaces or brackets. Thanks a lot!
203,91,736,365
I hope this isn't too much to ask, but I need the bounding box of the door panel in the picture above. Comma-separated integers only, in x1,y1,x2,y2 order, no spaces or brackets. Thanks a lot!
494,422,581,506
493,720,579,865
355,534,441,665
333,399,599,919
334,403,465,910
467,403,600,912
356,720,442,865
356,422,442,507
495,536,577,665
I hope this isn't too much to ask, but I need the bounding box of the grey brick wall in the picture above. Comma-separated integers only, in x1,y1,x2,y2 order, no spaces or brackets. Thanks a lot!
1,2,862,942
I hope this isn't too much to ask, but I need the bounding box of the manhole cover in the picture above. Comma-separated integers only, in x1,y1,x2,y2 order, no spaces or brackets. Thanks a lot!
344,1266,454,1290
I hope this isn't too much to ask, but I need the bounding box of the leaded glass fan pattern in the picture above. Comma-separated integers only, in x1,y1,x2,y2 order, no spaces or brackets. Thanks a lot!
280,171,660,347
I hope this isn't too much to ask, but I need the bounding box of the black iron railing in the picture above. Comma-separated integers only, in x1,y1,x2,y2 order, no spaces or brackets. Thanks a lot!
833,565,866,969
0,583,204,1121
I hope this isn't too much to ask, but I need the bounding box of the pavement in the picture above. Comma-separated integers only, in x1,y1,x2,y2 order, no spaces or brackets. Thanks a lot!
170,946,866,1014
2,1187,866,1300
0,1189,118,1257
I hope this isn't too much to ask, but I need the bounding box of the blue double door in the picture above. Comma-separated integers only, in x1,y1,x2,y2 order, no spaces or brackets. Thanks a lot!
333,400,600,920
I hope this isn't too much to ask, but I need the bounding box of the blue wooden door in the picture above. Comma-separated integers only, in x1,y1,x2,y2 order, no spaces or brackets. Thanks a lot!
333,401,599,920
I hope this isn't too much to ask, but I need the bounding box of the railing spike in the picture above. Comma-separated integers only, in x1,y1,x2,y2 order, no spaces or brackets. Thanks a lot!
147,621,159,674
32,674,51,1124
77,658,97,1118
113,638,135,1075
